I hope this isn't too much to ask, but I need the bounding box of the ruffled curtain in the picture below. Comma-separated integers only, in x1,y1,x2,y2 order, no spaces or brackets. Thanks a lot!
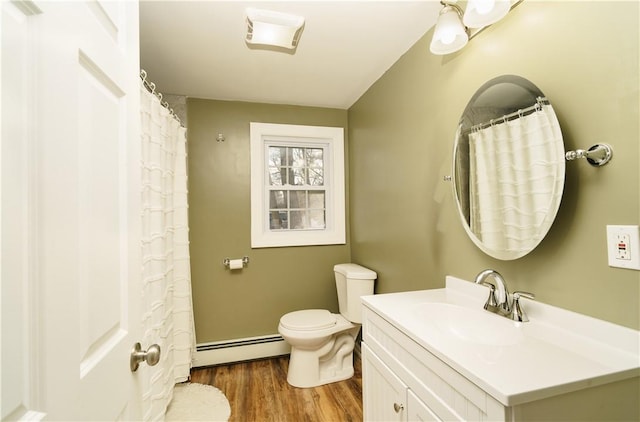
140,80,195,421
468,105,563,255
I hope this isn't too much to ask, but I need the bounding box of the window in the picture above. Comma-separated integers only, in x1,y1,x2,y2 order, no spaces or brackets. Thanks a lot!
250,122,345,248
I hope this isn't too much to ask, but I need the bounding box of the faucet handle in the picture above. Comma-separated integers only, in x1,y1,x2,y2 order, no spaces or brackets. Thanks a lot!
478,281,499,311
513,291,535,300
510,291,535,322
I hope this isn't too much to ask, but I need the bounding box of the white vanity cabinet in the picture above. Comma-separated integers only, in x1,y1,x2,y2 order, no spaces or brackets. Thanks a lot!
361,277,640,422
362,307,507,421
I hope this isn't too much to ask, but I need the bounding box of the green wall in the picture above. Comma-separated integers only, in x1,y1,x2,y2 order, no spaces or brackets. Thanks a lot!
188,2,639,343
187,100,350,343
349,1,640,329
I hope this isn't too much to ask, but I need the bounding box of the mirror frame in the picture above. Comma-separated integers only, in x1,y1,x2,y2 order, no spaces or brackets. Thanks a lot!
452,75,566,260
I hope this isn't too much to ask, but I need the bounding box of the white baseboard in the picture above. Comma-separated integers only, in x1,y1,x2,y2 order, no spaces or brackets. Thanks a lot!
192,334,290,367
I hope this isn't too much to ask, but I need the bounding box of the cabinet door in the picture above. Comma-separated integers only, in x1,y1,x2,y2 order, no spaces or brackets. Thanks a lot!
408,390,442,422
363,343,408,422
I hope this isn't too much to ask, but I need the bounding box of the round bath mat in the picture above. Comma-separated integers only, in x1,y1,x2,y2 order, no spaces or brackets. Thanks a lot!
166,382,231,421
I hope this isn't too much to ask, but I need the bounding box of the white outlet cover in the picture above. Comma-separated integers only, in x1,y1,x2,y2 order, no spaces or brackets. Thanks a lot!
606,225,640,270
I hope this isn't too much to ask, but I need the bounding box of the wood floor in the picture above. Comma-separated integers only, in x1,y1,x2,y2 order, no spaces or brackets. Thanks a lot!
190,353,363,422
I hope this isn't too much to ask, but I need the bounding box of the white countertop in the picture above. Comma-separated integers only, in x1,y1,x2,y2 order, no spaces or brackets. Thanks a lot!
361,276,640,406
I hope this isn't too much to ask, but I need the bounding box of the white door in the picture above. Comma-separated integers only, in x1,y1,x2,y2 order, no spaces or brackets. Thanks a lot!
1,1,144,420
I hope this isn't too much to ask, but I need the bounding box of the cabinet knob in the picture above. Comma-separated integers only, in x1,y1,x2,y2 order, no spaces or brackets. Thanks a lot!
393,402,404,413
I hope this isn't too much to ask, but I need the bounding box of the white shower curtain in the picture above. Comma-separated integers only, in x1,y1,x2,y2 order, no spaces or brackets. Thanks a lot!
468,105,563,254
140,81,195,421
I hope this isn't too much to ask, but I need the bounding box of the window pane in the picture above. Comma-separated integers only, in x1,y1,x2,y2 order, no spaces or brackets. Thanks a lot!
290,210,307,229
269,211,288,230
308,191,325,209
307,168,324,186
269,190,288,209
291,147,305,168
268,146,287,167
290,168,305,186
289,191,306,208
268,167,285,186
309,210,326,229
306,148,323,168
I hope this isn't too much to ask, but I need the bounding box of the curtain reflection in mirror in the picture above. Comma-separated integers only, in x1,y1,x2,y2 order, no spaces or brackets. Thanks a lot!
468,104,563,254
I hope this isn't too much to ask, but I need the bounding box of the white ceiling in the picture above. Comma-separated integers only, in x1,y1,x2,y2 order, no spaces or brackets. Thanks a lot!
139,1,442,109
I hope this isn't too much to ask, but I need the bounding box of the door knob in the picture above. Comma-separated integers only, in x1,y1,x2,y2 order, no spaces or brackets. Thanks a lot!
130,342,161,372
393,402,404,413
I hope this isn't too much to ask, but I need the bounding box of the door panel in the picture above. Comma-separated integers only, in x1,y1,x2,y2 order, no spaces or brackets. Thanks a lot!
1,1,42,419
77,50,126,371
1,1,142,420
362,344,408,422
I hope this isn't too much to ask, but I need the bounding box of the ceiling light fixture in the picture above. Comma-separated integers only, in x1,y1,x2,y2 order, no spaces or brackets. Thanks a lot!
430,0,520,56
245,8,305,50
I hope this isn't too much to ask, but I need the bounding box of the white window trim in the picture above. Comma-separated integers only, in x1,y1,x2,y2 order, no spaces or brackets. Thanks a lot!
250,122,345,248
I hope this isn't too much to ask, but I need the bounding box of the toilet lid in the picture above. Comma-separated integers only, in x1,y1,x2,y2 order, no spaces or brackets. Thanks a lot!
280,309,337,331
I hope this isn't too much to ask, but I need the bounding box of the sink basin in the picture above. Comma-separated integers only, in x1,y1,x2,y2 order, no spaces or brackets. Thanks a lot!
410,302,524,346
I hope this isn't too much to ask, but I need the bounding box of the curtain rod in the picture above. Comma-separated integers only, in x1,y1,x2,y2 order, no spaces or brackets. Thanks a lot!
140,69,183,127
469,96,550,133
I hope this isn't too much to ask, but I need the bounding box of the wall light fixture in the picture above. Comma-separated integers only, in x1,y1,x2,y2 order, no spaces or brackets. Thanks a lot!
464,0,511,28
430,3,469,55
430,0,520,55
245,8,305,50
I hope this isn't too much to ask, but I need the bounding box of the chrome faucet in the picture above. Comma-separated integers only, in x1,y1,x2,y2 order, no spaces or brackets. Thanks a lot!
474,269,511,315
475,269,536,321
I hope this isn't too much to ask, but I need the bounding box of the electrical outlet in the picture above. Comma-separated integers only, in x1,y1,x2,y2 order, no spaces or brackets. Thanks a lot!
615,233,631,260
606,225,640,270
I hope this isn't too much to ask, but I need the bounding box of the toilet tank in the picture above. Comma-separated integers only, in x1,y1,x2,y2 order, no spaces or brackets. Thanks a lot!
334,263,377,323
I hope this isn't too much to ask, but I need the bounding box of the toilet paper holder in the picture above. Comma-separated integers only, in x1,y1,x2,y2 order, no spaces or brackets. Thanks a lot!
223,256,250,269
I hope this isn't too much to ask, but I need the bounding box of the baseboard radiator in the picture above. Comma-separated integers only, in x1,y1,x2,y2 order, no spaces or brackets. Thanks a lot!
193,334,290,367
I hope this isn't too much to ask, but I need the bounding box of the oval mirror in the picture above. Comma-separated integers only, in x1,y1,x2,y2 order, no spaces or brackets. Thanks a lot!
453,75,565,260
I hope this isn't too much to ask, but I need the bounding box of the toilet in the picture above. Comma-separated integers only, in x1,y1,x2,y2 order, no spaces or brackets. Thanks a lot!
278,263,377,388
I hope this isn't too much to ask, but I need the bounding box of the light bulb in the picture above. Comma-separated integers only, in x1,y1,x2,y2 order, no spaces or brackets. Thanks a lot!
463,0,510,28
440,31,456,45
474,0,496,15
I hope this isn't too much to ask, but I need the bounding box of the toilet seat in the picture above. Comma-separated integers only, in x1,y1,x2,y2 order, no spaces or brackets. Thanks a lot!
280,309,336,331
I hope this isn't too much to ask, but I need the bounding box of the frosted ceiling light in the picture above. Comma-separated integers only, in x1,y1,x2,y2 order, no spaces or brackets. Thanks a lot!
245,8,305,50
